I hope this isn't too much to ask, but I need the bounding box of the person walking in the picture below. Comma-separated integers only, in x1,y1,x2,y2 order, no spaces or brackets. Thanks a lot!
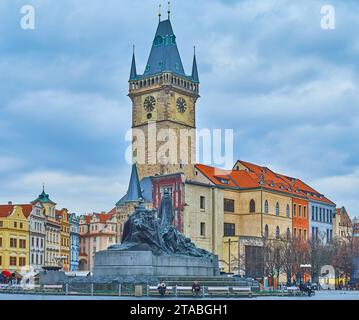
192,280,201,298
157,280,167,297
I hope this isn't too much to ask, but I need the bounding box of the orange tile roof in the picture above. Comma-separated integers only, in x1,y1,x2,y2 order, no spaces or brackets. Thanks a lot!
195,160,335,205
0,204,33,218
80,212,116,225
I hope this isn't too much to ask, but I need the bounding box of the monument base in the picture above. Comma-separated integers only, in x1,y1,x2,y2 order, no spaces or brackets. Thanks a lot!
93,250,220,277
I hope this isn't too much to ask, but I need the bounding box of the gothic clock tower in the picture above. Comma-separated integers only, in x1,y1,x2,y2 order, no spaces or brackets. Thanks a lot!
128,8,200,180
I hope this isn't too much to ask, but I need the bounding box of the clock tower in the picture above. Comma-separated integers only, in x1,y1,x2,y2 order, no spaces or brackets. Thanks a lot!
128,10,200,180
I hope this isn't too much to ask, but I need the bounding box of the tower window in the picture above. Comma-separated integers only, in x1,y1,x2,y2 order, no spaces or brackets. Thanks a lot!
154,36,164,46
224,199,235,212
200,196,205,210
170,35,176,45
264,200,269,214
200,223,206,236
264,225,269,239
249,199,256,213
224,223,235,237
275,202,280,216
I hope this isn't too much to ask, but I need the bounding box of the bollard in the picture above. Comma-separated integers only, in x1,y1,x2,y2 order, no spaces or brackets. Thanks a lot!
91,283,94,296
202,286,205,297
65,283,69,295
118,284,122,297
175,285,178,297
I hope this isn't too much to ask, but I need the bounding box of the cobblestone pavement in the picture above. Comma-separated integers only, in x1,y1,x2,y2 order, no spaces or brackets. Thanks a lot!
0,291,358,300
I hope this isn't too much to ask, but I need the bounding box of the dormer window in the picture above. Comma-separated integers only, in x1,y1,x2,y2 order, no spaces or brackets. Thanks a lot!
145,64,151,72
170,35,176,45
175,63,180,70
154,35,164,46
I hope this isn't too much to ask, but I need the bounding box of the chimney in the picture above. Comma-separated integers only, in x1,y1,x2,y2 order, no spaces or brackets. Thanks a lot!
8,201,12,205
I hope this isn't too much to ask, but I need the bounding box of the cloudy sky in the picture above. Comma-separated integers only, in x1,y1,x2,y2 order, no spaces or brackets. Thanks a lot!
0,0,358,217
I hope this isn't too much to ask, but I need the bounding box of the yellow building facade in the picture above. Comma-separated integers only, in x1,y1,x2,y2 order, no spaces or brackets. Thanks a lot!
0,205,30,273
58,209,71,271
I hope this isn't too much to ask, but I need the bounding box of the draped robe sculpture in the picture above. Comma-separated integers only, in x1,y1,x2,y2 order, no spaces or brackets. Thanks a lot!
109,190,212,258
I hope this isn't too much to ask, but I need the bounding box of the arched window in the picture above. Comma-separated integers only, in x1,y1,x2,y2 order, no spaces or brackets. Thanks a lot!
265,225,269,239
249,199,256,213
264,200,269,214
276,202,280,216
286,228,291,240
286,204,290,218
276,226,280,239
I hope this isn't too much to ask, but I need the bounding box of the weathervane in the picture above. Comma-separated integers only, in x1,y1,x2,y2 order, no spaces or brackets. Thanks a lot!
167,1,171,19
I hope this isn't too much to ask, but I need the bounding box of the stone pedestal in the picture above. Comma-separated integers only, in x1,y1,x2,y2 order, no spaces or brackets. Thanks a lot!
93,250,220,277
39,270,67,285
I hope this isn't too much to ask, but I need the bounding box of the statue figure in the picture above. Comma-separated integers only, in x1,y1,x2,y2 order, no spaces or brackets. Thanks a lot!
108,189,213,258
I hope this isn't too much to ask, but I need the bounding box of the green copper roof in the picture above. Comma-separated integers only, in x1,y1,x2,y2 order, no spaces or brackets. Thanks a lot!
32,188,56,205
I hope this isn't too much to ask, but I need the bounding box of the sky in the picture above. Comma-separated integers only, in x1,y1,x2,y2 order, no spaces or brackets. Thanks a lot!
0,0,358,217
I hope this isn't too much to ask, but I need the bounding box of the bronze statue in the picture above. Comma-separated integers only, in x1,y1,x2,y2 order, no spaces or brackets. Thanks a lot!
109,190,212,258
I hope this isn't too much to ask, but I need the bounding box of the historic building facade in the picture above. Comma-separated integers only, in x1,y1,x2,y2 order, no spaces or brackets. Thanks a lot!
0,204,30,272
26,202,46,272
58,208,71,271
79,212,117,271
333,207,353,240
32,188,61,267
309,201,335,244
69,212,80,271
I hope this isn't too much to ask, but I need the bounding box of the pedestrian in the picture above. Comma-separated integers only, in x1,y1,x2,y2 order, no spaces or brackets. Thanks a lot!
0,273,3,285
192,280,201,298
157,280,167,297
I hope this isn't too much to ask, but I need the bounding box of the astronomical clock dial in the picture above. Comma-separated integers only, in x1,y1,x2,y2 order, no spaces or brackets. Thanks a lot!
176,97,187,113
144,96,156,112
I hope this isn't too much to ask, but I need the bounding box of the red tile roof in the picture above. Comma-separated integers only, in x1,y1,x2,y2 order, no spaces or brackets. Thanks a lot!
0,204,33,218
195,160,335,205
80,211,116,225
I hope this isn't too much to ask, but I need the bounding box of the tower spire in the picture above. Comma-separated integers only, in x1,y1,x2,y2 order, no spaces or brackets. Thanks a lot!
158,4,162,22
115,163,143,206
192,46,199,83
167,1,171,20
129,45,137,81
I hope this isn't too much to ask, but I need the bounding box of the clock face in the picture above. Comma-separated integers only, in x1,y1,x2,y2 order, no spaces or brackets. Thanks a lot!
176,97,187,113
144,96,156,112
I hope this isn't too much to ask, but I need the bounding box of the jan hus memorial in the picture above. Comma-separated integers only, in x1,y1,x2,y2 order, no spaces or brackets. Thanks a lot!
93,184,219,277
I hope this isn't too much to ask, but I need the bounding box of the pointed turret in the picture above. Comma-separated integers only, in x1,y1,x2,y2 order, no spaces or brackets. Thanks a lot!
32,185,56,205
191,47,199,83
116,164,143,206
129,46,137,81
